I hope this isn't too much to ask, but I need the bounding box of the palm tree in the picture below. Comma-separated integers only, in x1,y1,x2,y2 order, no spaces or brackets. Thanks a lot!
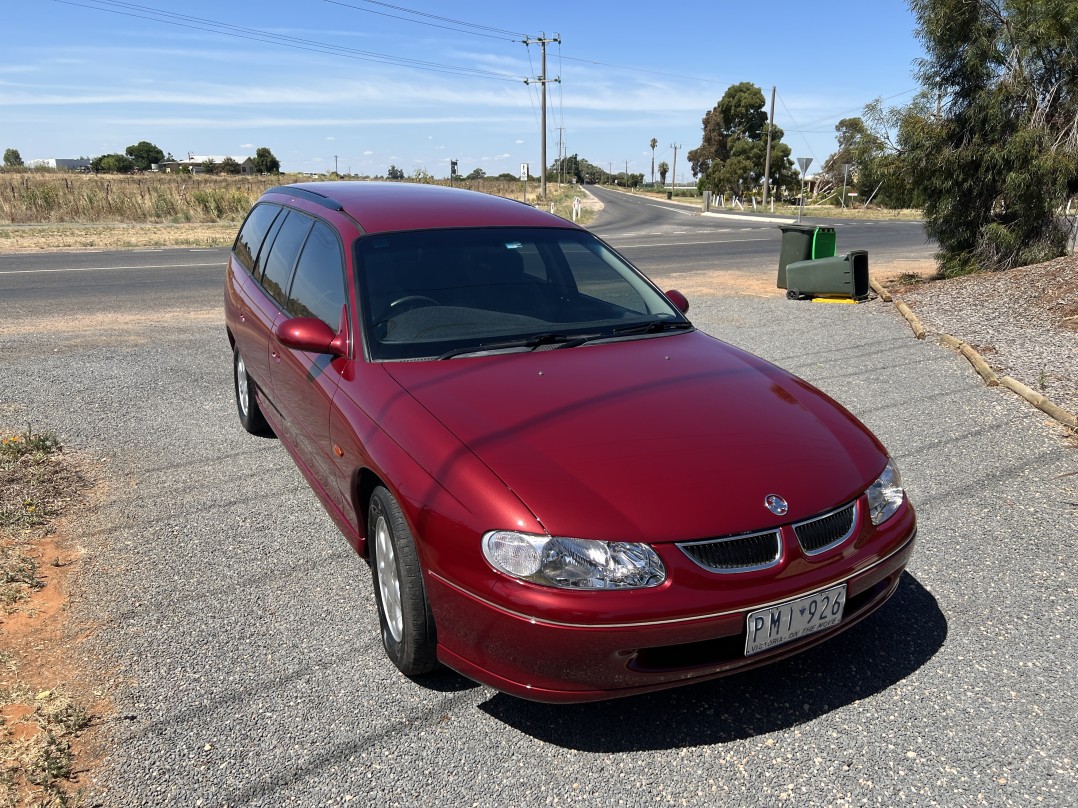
658,161,669,187
649,138,658,186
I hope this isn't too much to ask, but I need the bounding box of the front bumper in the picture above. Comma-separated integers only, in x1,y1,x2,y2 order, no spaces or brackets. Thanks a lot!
427,508,916,703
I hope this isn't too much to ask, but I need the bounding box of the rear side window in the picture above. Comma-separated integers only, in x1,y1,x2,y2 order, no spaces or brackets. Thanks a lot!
232,203,281,274
261,211,313,308
287,221,346,329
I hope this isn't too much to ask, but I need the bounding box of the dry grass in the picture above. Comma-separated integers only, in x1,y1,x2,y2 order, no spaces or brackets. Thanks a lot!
1,682,90,808
0,223,241,252
0,174,593,252
0,428,92,807
0,173,274,225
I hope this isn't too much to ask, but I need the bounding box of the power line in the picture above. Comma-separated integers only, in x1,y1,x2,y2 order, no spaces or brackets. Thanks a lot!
791,87,920,131
55,0,921,163
776,92,818,167
324,0,524,42
52,0,525,82
341,0,918,154
557,54,731,87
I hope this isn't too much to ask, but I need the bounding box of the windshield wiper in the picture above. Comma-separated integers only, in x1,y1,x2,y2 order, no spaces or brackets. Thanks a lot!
438,333,588,360
609,320,694,337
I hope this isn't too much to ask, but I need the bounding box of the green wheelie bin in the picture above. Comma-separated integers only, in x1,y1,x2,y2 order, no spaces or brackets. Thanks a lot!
777,225,836,289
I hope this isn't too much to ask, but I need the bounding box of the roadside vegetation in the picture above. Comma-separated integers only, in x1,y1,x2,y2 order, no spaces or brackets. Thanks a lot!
0,427,92,807
673,0,1077,278
0,173,273,224
4,4,1071,273
0,172,593,251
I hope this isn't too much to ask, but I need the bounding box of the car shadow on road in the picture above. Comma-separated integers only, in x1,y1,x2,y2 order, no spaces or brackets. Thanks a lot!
476,572,945,751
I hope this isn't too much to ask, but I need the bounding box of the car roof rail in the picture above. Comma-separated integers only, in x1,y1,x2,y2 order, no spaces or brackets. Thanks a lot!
266,185,345,212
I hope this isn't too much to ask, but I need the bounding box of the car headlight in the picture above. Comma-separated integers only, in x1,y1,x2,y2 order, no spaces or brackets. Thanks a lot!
866,458,905,525
482,531,666,590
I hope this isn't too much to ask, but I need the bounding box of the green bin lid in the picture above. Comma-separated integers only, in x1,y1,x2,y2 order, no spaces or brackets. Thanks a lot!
811,227,837,259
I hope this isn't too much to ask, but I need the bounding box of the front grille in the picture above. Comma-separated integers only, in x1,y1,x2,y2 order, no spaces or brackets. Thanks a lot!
794,501,858,555
677,530,781,573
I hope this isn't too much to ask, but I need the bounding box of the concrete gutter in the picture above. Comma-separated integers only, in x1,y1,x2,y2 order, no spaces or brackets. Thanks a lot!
701,211,798,225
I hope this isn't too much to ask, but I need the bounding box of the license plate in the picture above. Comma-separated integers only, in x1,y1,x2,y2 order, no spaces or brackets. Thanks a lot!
744,583,846,656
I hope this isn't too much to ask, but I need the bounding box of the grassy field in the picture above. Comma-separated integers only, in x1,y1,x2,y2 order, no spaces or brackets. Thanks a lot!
0,172,267,224
0,171,916,252
0,172,594,251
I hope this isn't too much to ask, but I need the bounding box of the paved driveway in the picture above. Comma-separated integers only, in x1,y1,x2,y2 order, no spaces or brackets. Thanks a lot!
1,261,1074,806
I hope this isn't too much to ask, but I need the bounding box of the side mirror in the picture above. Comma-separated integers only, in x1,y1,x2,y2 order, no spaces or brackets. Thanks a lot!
664,289,689,314
275,317,346,357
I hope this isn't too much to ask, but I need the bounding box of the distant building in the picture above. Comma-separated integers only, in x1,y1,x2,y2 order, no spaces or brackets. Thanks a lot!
158,155,257,174
26,158,92,171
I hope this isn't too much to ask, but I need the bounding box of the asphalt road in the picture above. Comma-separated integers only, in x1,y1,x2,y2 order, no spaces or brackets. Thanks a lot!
0,211,1075,805
0,249,224,312
585,185,935,275
0,192,932,307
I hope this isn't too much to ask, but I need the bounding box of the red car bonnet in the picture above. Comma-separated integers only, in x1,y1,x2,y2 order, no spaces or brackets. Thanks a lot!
382,330,888,542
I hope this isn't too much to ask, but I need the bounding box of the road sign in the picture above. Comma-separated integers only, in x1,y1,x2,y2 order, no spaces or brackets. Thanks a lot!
520,163,529,181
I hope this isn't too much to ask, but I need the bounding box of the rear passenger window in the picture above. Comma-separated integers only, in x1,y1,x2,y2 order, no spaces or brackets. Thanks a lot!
233,203,281,274
287,222,346,329
261,211,313,308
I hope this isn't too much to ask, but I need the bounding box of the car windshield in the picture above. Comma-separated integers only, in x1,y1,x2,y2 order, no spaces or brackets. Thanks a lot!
356,227,689,361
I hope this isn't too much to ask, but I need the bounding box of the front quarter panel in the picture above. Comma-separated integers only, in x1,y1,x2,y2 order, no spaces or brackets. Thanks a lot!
328,363,542,580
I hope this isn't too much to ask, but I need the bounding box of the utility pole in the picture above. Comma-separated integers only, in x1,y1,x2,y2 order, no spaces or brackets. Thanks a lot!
523,33,561,201
334,155,338,176
557,127,565,187
670,143,681,194
762,85,776,205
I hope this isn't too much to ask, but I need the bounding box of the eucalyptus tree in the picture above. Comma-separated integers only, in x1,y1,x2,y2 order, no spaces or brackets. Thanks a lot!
900,0,1078,274
820,118,885,198
688,82,797,199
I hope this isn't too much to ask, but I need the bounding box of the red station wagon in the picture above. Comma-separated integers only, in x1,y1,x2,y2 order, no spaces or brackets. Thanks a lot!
224,182,916,703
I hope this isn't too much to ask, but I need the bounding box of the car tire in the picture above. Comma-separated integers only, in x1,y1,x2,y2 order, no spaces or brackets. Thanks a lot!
368,486,439,676
233,347,271,436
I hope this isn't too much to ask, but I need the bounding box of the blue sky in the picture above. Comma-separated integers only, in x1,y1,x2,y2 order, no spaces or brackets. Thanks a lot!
3,0,925,180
